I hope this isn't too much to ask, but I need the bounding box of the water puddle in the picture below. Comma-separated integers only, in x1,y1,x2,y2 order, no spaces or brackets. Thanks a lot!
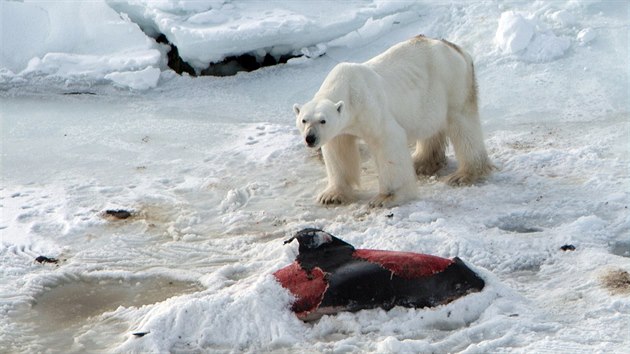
11,275,203,352
487,214,553,234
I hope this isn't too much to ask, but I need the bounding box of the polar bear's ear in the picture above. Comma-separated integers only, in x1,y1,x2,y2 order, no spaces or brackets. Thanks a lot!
335,101,344,114
293,104,301,116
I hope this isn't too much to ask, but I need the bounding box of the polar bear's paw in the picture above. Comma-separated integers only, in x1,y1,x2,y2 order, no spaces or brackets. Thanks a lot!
445,171,475,186
317,188,353,205
369,193,396,208
414,159,447,176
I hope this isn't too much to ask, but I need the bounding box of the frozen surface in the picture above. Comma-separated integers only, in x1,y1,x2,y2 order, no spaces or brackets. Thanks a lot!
105,0,419,70
0,1,162,89
1,1,629,353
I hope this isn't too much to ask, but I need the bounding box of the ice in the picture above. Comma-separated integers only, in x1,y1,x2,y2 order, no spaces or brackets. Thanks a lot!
104,66,162,90
1,0,629,353
0,0,161,89
0,1,51,74
106,0,418,72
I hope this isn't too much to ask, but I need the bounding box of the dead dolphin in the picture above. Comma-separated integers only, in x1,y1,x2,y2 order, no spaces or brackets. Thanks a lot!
274,228,485,321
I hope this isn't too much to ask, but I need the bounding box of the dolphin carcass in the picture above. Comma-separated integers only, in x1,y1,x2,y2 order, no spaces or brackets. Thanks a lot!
274,229,485,321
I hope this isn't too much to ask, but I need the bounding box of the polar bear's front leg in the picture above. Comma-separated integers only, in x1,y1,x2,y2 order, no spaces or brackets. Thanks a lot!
367,131,417,208
318,135,360,205
317,187,353,205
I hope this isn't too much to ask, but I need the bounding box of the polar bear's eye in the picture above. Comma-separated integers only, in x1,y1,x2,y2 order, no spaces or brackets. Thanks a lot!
320,120,326,124
301,119,307,124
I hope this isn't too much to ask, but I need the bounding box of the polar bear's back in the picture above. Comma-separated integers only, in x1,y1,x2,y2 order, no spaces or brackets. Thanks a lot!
365,35,472,88
361,35,475,137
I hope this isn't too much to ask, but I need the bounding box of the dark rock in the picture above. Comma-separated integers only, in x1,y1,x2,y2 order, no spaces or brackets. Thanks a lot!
132,332,150,337
35,256,59,264
62,91,96,95
105,209,132,220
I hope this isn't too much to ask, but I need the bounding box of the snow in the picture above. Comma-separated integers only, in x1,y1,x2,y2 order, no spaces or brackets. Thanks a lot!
0,1,162,90
1,1,629,353
104,66,162,90
105,0,419,71
495,10,572,62
577,27,597,45
495,11,535,54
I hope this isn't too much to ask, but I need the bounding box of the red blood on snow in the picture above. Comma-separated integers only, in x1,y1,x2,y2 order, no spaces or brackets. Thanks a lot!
352,249,453,278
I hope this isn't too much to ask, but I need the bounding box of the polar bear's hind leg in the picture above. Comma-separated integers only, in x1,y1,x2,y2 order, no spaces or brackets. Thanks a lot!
445,112,493,186
413,131,448,176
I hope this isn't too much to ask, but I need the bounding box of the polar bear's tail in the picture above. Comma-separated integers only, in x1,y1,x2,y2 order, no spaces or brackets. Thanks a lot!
440,38,478,114
468,62,479,114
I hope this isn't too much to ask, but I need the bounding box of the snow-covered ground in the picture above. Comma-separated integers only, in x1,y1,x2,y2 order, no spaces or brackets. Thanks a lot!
1,1,629,353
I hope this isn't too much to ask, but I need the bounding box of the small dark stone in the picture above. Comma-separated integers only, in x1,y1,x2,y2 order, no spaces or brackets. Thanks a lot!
105,209,132,220
560,244,576,251
132,332,150,337
35,256,59,264
386,213,394,218
62,91,96,95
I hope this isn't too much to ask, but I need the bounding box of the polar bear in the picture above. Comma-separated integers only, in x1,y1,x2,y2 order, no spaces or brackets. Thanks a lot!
293,35,493,207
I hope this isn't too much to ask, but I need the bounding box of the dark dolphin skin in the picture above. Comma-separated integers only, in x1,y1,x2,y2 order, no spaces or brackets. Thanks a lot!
274,228,485,321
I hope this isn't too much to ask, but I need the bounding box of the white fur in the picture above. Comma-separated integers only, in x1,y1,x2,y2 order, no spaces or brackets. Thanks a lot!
294,36,493,207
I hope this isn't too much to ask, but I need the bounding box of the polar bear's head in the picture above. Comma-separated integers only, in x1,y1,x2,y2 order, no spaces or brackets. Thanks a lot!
293,99,345,149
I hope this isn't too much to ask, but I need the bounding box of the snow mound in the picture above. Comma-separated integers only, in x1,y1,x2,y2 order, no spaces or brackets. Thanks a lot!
495,11,535,54
1,0,419,84
0,1,161,89
495,10,571,62
104,66,161,90
106,0,418,71
577,28,596,45
114,273,306,352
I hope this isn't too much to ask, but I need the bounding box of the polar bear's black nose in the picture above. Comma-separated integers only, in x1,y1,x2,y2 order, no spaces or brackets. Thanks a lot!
305,134,317,147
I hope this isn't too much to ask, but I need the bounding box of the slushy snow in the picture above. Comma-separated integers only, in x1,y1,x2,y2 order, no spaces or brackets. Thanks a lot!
1,1,629,353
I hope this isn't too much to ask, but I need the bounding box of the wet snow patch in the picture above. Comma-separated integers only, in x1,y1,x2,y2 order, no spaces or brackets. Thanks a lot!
601,269,630,295
496,223,543,234
487,213,554,234
610,240,630,258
